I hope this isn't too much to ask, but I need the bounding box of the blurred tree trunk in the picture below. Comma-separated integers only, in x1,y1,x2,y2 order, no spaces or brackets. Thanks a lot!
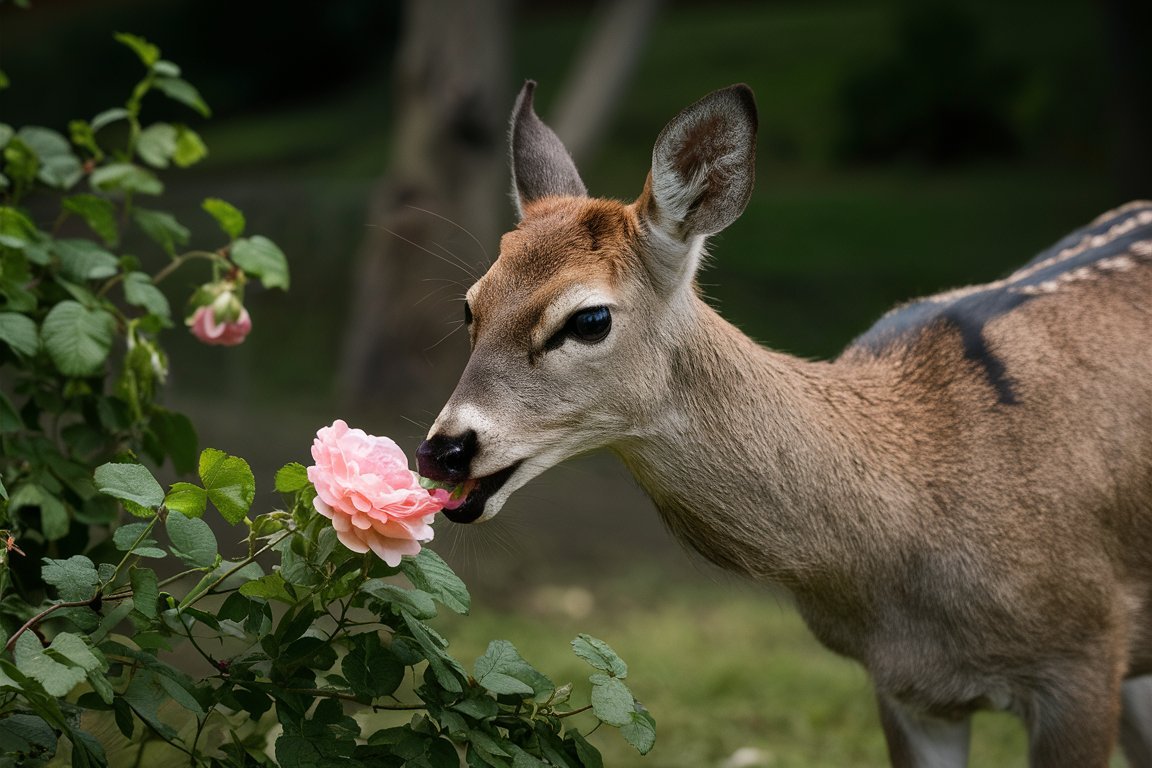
338,0,510,418
338,0,661,420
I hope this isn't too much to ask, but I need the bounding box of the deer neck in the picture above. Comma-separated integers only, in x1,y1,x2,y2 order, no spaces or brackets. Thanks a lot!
615,295,910,594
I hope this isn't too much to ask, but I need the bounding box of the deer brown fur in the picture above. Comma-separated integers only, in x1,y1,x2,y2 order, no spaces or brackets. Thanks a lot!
415,81,1152,767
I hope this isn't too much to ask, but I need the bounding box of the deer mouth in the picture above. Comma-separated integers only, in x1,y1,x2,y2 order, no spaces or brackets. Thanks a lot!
441,462,522,524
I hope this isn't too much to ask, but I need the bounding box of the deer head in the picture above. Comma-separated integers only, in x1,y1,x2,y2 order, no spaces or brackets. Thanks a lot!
416,81,757,523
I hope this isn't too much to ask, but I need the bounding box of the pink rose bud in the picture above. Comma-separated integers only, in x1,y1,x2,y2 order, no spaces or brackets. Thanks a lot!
188,303,252,346
307,419,453,565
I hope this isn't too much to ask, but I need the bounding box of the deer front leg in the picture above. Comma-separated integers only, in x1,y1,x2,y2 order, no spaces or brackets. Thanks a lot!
876,695,972,768
1119,676,1152,767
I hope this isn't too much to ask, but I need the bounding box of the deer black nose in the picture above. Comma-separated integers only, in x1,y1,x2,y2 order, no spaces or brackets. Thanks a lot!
415,430,477,483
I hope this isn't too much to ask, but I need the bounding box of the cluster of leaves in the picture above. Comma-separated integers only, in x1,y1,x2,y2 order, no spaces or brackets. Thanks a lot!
1,455,653,766
0,32,288,623
0,28,654,768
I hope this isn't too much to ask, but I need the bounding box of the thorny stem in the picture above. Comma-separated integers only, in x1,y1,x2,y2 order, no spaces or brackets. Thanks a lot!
4,593,132,654
555,704,594,719
180,529,294,611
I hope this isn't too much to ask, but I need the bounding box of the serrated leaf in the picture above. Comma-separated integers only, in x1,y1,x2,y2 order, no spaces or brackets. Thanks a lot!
568,731,603,768
202,197,245,239
14,632,86,698
95,461,164,509
620,708,656,754
342,632,404,699
165,510,217,568
198,448,255,523
362,580,437,620
473,640,554,698
274,461,309,493
17,127,82,188
402,612,465,693
62,194,118,247
154,76,210,117
41,555,99,602
164,481,207,518
0,311,38,357
401,548,470,615
150,408,196,473
231,235,289,289
571,634,627,678
122,271,171,321
589,674,634,726
54,238,119,280
112,521,152,550
41,301,114,376
130,566,159,618
173,125,206,167
239,572,296,603
0,713,58,759
115,32,160,67
133,207,188,255
122,669,177,739
90,162,163,196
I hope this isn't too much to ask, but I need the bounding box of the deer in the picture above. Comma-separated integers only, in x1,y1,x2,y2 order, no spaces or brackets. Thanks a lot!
413,81,1152,767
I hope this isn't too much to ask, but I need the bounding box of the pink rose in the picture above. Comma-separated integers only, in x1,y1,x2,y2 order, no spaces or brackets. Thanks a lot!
307,419,448,565
188,304,252,346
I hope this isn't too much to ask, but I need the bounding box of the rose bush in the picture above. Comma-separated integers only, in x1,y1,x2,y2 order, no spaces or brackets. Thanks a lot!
0,27,655,768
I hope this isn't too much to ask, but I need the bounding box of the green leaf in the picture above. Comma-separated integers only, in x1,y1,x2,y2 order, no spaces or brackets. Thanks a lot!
17,126,82,188
274,462,310,493
154,76,211,117
588,674,634,727
136,123,177,168
122,271,171,321
571,634,628,678
14,633,86,698
132,207,188,255
53,238,119,280
91,108,130,132
401,612,465,693
149,408,196,473
198,448,255,524
342,632,404,699
41,555,99,602
153,60,180,77
95,461,164,509
202,197,245,239
400,548,470,615
62,194,118,246
0,205,37,248
130,566,159,618
164,481,207,518
0,311,38,356
568,731,604,768
361,580,438,620
41,301,115,376
90,162,163,196
9,483,69,540
173,125,207,167
473,640,554,698
230,235,289,289
165,510,218,568
121,669,177,739
239,572,296,604
115,32,160,67
620,707,656,754
0,713,58,760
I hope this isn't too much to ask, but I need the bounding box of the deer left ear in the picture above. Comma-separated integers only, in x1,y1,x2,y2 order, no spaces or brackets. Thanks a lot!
641,84,758,242
509,80,587,220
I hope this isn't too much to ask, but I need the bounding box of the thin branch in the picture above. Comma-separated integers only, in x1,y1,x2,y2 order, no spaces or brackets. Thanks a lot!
4,593,132,654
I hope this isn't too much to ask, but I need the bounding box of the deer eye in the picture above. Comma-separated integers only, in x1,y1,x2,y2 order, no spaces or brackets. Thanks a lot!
569,306,611,343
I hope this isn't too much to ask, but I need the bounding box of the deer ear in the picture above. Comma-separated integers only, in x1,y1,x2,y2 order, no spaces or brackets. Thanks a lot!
641,84,757,241
509,81,587,220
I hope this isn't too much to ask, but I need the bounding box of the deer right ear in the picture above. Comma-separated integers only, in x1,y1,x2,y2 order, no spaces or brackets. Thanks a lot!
509,81,587,220
640,84,758,243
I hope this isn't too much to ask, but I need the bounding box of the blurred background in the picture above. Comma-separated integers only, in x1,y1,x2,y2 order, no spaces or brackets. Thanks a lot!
2,0,1149,764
